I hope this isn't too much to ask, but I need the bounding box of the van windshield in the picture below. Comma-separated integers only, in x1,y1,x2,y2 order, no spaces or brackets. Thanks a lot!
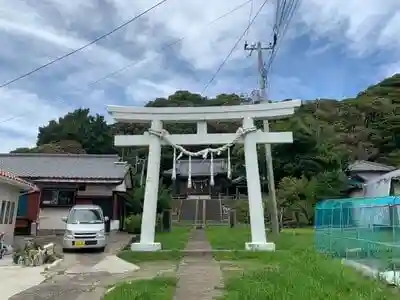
67,209,103,224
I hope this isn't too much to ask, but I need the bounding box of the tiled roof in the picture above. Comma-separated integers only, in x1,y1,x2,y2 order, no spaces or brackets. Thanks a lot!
0,153,129,180
348,160,396,172
164,158,227,177
0,169,38,190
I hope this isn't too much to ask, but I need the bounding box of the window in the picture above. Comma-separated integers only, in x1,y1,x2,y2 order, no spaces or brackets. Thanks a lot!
0,201,15,225
8,202,15,224
3,201,10,224
41,189,75,206
391,180,400,196
67,208,103,224
0,201,5,224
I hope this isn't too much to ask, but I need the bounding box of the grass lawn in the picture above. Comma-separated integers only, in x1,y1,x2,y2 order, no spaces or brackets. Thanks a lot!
103,277,176,300
118,226,191,263
206,226,399,300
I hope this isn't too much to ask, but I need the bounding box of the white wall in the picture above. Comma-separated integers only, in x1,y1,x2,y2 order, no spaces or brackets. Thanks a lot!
38,207,69,231
0,184,20,245
356,172,385,182
351,170,400,198
365,180,391,197
364,169,400,198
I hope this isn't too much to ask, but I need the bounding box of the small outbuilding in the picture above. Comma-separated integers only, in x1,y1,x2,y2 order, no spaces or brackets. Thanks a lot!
0,169,37,246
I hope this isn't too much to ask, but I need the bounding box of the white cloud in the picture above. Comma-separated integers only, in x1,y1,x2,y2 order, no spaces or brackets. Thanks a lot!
125,76,200,104
380,60,400,78
0,0,399,152
0,88,72,151
108,0,277,70
0,133,36,153
299,0,400,56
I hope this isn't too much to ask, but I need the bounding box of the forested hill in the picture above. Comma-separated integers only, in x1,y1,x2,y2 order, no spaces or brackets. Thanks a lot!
12,73,400,171
289,73,400,168
9,73,400,224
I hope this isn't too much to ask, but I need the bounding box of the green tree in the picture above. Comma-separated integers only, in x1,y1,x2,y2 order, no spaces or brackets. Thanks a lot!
11,140,87,154
277,170,348,225
11,147,33,153
37,108,114,154
8,74,400,220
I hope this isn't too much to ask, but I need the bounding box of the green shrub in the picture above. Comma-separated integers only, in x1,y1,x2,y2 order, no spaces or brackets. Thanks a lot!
233,201,250,224
124,214,142,234
157,187,172,213
124,184,172,216
155,214,163,232
124,214,163,234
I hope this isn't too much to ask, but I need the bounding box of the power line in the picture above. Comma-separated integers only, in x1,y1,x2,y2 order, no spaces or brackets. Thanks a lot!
264,0,300,95
87,0,252,88
201,0,269,95
266,2,298,75
0,0,169,89
240,0,300,235
245,0,254,37
0,1,252,125
266,0,300,71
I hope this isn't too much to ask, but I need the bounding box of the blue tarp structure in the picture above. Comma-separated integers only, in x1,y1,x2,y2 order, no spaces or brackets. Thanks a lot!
315,196,400,268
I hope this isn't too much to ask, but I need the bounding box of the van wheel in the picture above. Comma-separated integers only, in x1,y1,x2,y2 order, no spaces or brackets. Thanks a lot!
99,247,105,253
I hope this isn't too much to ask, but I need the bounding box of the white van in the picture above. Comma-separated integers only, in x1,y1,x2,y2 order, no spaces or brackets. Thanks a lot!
62,204,108,252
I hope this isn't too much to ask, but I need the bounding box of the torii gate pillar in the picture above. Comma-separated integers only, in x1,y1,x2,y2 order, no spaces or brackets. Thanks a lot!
132,119,163,251
108,100,301,252
242,117,273,250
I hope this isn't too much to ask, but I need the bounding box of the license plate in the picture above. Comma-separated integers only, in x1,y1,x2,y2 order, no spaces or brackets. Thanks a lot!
74,241,85,247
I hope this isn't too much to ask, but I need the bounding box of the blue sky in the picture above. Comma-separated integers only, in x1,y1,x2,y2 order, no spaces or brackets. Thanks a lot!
0,0,399,152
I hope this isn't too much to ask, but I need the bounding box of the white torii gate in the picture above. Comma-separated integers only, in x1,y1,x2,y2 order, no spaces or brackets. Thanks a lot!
108,100,301,252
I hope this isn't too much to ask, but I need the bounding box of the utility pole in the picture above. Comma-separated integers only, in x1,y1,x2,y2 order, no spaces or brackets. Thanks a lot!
244,41,280,236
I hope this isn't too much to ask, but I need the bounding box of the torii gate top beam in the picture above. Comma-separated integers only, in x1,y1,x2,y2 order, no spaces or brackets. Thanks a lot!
107,100,301,123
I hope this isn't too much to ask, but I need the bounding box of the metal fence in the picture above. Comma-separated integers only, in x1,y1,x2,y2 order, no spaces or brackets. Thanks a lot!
315,196,400,272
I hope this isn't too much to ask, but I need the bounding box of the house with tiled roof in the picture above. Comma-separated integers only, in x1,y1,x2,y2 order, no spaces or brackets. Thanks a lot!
347,160,399,197
0,153,133,235
0,168,37,245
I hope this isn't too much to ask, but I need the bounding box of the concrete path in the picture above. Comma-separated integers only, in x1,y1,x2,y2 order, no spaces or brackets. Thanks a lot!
9,262,177,300
7,230,225,300
174,229,224,300
0,264,47,300
7,232,132,300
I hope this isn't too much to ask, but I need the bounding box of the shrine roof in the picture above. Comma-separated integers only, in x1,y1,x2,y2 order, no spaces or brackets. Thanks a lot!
164,158,227,177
